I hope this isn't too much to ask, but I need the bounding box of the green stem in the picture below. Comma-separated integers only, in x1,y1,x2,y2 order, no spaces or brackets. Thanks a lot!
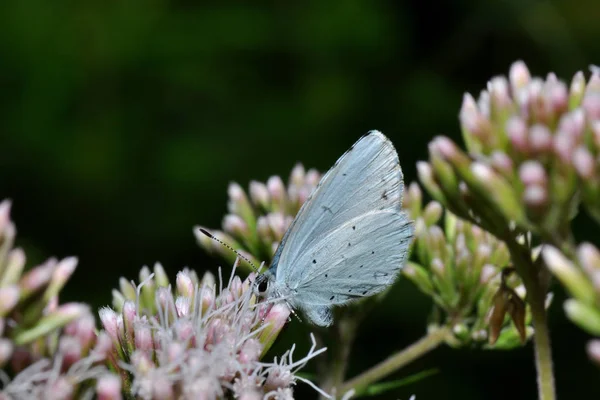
319,316,359,399
338,326,451,397
505,239,555,400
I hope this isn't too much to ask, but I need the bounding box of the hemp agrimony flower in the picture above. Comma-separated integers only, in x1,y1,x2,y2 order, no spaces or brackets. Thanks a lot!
100,261,329,399
0,200,117,399
195,164,321,271
403,183,536,348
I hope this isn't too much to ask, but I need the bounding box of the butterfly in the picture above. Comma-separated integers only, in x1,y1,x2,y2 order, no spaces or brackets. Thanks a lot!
261,130,414,326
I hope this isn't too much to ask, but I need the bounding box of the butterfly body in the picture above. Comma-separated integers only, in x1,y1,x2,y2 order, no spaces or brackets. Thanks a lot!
265,131,414,326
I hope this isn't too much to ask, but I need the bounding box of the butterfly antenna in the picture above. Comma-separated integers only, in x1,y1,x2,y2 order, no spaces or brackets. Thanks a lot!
198,228,261,273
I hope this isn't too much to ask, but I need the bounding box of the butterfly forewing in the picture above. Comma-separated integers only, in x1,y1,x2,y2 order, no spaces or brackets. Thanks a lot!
273,131,405,286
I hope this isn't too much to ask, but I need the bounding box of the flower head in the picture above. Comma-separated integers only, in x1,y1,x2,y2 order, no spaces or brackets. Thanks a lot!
100,261,327,398
403,183,538,348
195,164,321,272
421,62,600,241
0,200,118,398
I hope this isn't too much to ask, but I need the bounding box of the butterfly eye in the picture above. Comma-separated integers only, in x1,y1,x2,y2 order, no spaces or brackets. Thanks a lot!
257,278,269,294
253,275,269,296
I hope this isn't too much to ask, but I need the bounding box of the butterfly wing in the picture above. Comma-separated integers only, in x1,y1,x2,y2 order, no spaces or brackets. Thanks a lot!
269,131,414,326
271,130,406,285
291,210,412,326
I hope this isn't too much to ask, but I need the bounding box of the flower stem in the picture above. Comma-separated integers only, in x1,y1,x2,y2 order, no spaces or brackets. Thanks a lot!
319,315,359,399
505,239,555,400
338,326,451,397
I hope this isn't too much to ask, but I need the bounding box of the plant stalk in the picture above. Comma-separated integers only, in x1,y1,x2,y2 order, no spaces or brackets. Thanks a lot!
338,326,451,397
505,239,555,400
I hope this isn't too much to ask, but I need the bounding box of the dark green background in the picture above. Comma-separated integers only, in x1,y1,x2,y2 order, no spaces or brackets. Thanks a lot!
1,0,598,398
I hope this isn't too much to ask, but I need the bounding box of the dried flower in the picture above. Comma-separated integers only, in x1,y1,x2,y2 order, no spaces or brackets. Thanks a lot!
403,184,536,348
195,164,321,272
100,261,328,398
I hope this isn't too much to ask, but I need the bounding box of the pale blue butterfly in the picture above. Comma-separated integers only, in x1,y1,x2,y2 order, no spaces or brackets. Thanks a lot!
261,130,414,326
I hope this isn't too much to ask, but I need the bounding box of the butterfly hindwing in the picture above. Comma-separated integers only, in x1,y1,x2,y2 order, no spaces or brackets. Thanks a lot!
290,210,412,310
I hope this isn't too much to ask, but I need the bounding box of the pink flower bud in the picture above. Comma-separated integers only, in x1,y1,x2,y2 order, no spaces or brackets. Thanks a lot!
96,374,123,400
223,214,248,238
20,259,55,295
53,256,78,286
267,212,287,241
523,185,547,207
249,181,270,208
431,258,445,276
134,322,154,354
265,366,293,391
238,338,262,365
490,151,513,176
305,169,321,187
519,161,547,186
429,136,458,161
122,300,137,337
577,243,600,275
200,286,215,313
166,341,186,363
572,146,595,179
175,297,191,317
151,376,175,400
70,313,96,350
548,80,568,114
506,117,529,153
59,336,83,370
228,182,246,205
0,285,19,316
48,377,74,400
99,308,120,343
488,76,512,111
587,340,600,365
509,60,531,92
528,124,553,153
583,93,600,120
266,176,286,204
289,163,306,188
570,71,586,104
0,200,12,236
92,332,113,359
3,248,25,286
176,271,195,300
553,131,576,163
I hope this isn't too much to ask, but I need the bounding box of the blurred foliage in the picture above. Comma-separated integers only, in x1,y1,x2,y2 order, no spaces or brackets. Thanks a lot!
0,0,600,398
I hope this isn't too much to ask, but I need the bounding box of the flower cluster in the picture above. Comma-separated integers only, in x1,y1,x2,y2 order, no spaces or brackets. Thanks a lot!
419,61,600,242
99,262,329,399
543,244,600,365
196,164,321,271
0,200,117,399
403,184,535,348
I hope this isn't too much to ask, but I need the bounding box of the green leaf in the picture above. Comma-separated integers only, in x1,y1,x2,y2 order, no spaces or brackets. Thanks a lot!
362,369,439,397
